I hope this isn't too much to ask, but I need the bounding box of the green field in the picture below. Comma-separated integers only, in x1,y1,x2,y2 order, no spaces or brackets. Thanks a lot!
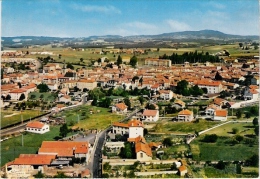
150,119,223,134
1,126,62,167
190,122,258,161
54,105,122,130
1,109,44,128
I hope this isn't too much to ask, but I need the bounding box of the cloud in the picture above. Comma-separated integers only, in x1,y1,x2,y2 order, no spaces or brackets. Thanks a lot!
165,20,191,32
125,21,158,30
72,4,121,14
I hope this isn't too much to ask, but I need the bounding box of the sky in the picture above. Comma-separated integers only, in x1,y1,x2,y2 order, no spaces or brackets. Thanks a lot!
2,0,259,37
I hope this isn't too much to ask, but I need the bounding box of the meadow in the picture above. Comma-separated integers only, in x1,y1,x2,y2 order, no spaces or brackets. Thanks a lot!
1,109,44,128
190,122,258,162
54,105,122,130
1,126,62,167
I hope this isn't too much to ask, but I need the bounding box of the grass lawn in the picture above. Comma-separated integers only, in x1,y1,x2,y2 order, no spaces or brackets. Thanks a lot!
203,122,256,136
190,122,258,161
1,109,45,128
151,119,223,134
55,105,122,130
1,126,61,167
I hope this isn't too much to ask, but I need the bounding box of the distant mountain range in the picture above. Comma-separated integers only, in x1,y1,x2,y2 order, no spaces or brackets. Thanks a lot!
2,30,258,48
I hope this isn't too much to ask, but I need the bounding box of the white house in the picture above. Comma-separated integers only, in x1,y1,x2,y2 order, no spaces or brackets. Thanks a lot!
59,95,72,103
112,119,144,138
112,103,128,113
177,109,194,122
243,87,259,101
194,79,223,94
213,109,228,121
135,141,152,161
9,89,28,101
158,90,174,100
25,121,50,134
141,110,159,122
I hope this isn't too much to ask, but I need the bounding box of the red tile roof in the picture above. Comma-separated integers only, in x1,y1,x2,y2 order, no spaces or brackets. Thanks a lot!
179,165,187,172
128,119,143,127
115,103,128,110
135,142,152,157
26,121,45,129
142,110,158,117
7,154,55,166
178,109,193,115
215,110,227,117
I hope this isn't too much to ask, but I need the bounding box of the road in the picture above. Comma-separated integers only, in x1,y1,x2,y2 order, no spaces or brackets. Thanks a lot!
90,108,141,178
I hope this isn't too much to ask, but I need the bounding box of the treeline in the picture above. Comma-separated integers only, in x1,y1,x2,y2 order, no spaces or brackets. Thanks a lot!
159,51,221,64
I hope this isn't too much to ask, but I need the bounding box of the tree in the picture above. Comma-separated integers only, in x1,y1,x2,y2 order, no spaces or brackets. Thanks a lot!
37,83,50,93
138,96,144,105
54,172,68,178
67,63,74,70
176,80,189,95
246,154,259,167
17,82,22,88
245,112,251,119
163,137,173,147
129,56,138,67
253,117,258,126
100,97,112,108
203,134,218,143
236,110,242,119
232,128,239,134
254,126,259,136
6,94,11,100
103,162,111,171
239,43,243,48
116,55,122,66
80,58,84,63
19,93,25,101
215,71,223,81
216,160,226,170
119,142,134,159
124,97,131,109
146,103,156,110
235,135,244,143
34,171,44,178
143,128,148,136
59,123,70,137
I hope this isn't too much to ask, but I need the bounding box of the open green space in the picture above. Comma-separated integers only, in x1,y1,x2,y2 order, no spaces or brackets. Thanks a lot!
1,126,63,167
54,105,122,130
28,92,56,102
1,109,45,128
190,122,258,161
150,119,223,134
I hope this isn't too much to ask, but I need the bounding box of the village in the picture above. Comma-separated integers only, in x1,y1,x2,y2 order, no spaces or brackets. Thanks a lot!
0,43,259,178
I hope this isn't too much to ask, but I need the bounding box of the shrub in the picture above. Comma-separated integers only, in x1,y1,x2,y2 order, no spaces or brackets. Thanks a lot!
203,134,218,143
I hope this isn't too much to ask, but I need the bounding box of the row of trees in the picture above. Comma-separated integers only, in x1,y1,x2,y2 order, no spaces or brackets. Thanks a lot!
159,51,222,64
175,80,206,96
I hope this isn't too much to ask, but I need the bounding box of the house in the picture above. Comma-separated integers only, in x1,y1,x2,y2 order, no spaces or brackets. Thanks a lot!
135,140,152,161
148,142,162,151
126,135,153,161
76,78,97,90
141,110,159,122
81,169,91,178
145,58,172,67
25,121,50,134
213,109,228,121
194,79,223,94
112,103,128,113
38,141,90,164
5,154,56,178
59,95,72,103
178,165,188,176
112,119,144,138
158,90,174,100
243,86,259,101
177,109,194,122
9,88,28,101
172,99,186,109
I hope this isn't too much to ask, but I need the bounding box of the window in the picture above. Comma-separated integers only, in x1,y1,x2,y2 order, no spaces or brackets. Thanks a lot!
140,153,143,158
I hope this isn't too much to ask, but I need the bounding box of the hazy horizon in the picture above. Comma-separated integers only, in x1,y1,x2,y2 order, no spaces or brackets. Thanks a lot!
2,0,259,38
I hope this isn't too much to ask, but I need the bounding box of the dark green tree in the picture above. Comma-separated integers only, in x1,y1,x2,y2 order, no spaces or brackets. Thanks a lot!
163,137,173,147
203,134,218,143
59,123,70,137
216,160,226,170
176,80,189,95
253,117,258,126
129,56,138,67
215,71,223,80
236,110,242,119
254,126,259,136
100,97,112,108
37,83,50,93
19,93,25,101
138,96,144,105
80,58,84,62
34,171,45,178
67,63,74,70
116,55,122,66
124,97,131,109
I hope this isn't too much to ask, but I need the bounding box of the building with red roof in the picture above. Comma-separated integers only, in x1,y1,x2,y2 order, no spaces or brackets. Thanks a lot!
26,121,50,134
213,109,228,121
141,109,159,122
177,109,194,122
112,102,128,113
112,119,144,138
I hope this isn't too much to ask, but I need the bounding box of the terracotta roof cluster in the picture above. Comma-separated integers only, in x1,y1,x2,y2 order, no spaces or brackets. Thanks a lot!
194,79,222,86
178,109,193,115
215,110,227,117
142,110,158,117
38,141,89,157
115,103,128,110
26,121,45,129
128,135,146,143
135,142,152,157
7,154,55,166
113,119,143,128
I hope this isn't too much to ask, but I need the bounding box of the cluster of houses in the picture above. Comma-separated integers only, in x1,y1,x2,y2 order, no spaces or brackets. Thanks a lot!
5,141,91,178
